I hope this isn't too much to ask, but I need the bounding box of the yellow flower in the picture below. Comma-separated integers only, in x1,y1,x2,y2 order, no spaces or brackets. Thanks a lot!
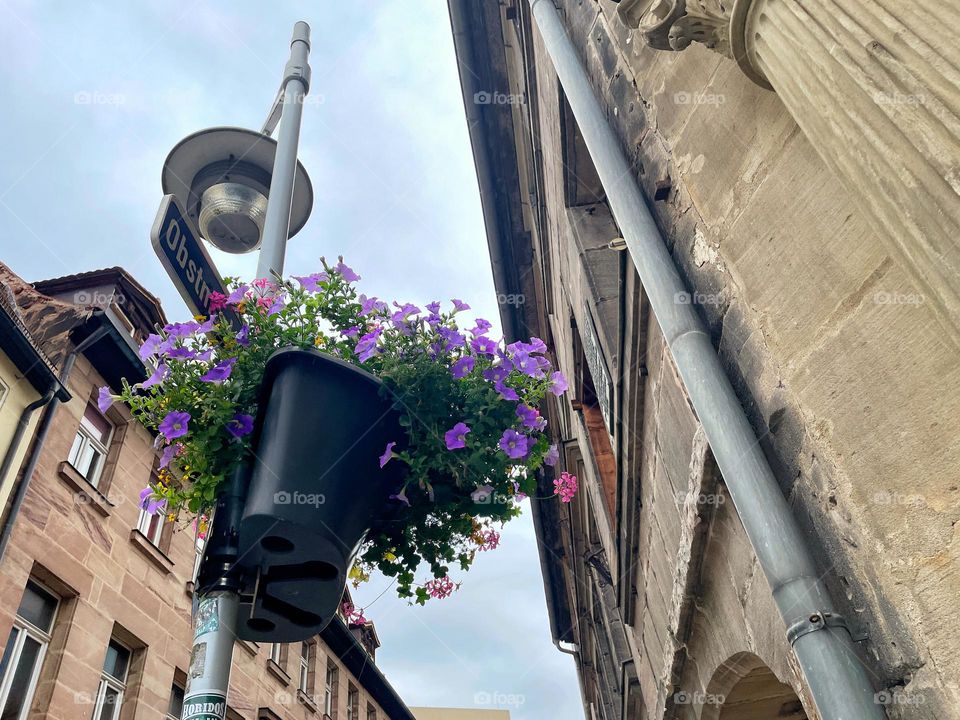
194,314,207,322
383,551,397,562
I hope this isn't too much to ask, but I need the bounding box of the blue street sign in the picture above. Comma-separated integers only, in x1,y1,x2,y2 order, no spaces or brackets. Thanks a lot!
151,195,237,325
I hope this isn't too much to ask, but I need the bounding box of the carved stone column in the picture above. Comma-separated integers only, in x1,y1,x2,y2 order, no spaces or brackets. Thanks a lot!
619,0,960,340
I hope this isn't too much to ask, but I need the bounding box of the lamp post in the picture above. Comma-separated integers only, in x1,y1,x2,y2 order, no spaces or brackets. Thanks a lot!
158,22,314,720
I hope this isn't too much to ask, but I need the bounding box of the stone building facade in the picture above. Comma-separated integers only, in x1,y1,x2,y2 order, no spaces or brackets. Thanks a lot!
450,0,959,718
0,264,413,720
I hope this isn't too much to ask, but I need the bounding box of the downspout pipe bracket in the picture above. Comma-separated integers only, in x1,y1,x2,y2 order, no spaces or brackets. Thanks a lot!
787,612,862,646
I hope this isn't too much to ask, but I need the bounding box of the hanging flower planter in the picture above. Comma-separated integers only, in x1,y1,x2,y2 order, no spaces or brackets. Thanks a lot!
104,258,578,641
237,348,404,640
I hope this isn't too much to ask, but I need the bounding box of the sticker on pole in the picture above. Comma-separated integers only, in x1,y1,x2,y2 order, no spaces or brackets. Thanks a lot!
182,692,227,720
194,597,220,638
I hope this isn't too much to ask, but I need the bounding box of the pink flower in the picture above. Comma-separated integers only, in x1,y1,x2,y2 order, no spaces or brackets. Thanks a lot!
425,577,455,599
208,291,228,312
554,471,578,503
252,278,274,290
478,529,500,552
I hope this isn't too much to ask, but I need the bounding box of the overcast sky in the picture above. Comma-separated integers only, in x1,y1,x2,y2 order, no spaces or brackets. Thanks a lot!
0,1,581,718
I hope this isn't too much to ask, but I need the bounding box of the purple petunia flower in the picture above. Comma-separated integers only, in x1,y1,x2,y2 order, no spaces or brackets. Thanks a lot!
141,363,169,390
236,324,250,347
97,386,115,413
166,347,197,361
159,442,182,469
196,316,216,334
470,336,498,356
226,413,254,438
360,295,387,317
483,365,509,384
513,351,542,378
267,294,287,316
499,429,529,459
451,299,470,313
336,262,360,283
355,327,383,363
549,371,569,396
227,284,249,304
342,325,360,339
450,356,475,379
164,321,200,338
294,272,328,292
200,357,237,384
438,327,465,350
196,349,213,363
389,487,411,506
379,441,397,468
159,411,190,441
138,334,162,361
426,301,441,315
138,487,167,515
544,444,560,467
527,336,548,354
444,422,471,450
494,380,519,401
470,318,493,336
516,404,540,429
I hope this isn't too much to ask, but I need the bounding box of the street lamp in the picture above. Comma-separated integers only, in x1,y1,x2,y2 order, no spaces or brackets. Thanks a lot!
161,126,313,254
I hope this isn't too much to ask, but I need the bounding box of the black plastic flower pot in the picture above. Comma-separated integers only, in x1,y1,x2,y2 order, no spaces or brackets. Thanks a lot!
235,348,405,642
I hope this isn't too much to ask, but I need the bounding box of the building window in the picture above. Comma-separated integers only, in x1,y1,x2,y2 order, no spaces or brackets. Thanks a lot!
67,403,113,487
0,580,59,720
323,661,338,717
166,679,185,720
0,377,9,411
366,702,377,720
346,686,358,720
270,643,283,665
93,639,130,720
297,641,316,698
137,506,166,546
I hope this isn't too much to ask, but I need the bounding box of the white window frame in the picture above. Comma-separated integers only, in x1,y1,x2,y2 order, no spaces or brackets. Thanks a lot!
269,643,283,664
367,703,377,720
323,663,337,716
67,404,113,487
298,642,311,694
136,507,165,547
192,533,206,583
0,377,9,412
346,687,358,720
0,582,59,720
93,639,131,720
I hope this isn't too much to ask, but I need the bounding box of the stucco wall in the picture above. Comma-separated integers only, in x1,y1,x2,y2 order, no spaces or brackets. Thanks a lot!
0,350,42,512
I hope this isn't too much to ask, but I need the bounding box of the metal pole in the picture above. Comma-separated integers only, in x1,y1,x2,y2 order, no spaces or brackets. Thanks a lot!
256,21,312,280
185,465,249,720
525,1,885,717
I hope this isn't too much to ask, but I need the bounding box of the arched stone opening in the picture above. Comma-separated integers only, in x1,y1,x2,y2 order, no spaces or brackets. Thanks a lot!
700,652,808,720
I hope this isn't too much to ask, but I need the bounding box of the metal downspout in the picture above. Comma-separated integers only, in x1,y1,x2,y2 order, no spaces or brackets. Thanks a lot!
0,389,55,492
526,1,884,717
0,325,110,560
